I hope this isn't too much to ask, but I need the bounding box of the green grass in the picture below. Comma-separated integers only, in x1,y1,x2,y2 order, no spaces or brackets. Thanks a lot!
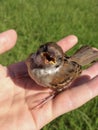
0,0,98,129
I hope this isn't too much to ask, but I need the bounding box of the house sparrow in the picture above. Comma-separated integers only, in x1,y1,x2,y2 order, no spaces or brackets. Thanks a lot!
25,42,98,108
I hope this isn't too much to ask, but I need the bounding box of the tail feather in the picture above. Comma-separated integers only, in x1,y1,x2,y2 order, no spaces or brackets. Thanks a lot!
71,46,98,66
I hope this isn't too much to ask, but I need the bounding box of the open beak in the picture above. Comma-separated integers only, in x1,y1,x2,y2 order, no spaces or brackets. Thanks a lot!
41,52,56,64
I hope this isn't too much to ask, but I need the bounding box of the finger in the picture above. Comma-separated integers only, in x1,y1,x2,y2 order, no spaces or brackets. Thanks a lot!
0,65,8,78
52,75,98,118
0,29,17,54
82,62,98,78
57,35,78,52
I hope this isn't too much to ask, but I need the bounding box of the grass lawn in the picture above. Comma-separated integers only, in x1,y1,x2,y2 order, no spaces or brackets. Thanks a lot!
0,0,98,129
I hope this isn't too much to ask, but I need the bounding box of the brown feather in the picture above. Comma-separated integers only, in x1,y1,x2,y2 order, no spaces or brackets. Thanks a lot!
71,46,98,66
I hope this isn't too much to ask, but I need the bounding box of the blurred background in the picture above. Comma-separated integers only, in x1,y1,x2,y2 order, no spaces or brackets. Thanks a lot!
0,0,98,129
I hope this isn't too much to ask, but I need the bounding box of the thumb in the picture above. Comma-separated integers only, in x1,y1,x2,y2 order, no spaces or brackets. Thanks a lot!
0,29,17,54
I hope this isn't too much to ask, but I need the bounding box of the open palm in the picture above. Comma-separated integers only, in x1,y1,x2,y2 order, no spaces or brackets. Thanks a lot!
0,30,98,130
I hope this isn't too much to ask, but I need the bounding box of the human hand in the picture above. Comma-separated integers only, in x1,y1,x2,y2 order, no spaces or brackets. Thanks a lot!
0,30,98,130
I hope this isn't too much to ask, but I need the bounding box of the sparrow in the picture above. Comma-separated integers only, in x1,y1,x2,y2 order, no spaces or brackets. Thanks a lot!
25,42,98,108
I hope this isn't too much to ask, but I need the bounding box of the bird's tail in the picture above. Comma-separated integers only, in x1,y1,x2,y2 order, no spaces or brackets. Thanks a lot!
70,46,98,66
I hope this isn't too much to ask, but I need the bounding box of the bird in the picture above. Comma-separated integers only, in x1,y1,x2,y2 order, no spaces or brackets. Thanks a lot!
25,42,98,108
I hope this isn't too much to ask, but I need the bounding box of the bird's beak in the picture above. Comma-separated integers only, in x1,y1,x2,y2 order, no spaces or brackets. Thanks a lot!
49,60,56,64
41,52,56,65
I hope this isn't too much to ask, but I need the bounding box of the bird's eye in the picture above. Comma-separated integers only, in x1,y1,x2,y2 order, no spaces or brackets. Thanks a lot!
40,45,47,52
58,57,62,60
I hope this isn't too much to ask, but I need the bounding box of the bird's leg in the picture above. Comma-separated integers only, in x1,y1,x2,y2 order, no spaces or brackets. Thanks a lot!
32,91,57,109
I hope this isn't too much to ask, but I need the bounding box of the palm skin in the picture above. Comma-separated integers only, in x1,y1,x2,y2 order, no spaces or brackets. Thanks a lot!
0,30,98,130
